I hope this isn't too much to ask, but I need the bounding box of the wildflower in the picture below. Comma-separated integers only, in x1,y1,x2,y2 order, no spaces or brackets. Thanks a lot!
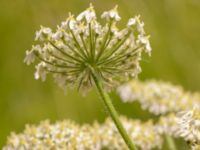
156,113,179,137
34,62,47,81
35,26,52,41
3,116,163,150
101,5,121,21
24,45,41,65
176,106,200,145
24,50,35,66
3,120,102,150
118,79,200,115
76,3,96,23
154,107,200,149
127,18,137,27
101,117,163,150
25,4,151,92
127,16,145,34
137,35,151,54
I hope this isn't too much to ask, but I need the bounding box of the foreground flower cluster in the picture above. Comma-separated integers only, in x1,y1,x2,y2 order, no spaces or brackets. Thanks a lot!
3,117,162,150
24,4,151,92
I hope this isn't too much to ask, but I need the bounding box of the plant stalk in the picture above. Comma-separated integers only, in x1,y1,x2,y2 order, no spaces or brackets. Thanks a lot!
91,70,137,150
165,134,177,150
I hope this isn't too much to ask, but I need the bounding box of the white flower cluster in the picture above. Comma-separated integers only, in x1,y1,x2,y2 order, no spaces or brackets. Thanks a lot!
156,113,179,137
24,4,151,91
118,79,200,149
3,117,163,150
101,117,163,150
118,79,200,115
3,120,101,150
155,108,200,150
176,106,200,145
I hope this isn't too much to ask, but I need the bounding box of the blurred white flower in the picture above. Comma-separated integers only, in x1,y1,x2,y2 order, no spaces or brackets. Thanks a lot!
127,18,137,27
24,45,41,65
35,26,52,41
156,113,179,137
76,3,96,23
101,5,121,21
117,84,136,102
137,35,151,54
34,62,47,81
3,117,163,150
118,79,200,115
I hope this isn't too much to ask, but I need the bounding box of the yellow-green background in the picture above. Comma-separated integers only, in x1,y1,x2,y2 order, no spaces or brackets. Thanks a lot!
0,0,200,149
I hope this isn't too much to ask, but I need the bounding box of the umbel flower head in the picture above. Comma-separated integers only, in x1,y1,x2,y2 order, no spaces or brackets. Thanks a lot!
101,117,163,150
176,106,200,145
155,113,180,137
24,4,151,91
3,120,102,150
154,109,200,150
3,116,163,150
118,79,200,115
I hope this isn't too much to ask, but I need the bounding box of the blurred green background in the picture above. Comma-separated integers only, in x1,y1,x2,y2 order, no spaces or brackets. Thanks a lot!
0,0,200,148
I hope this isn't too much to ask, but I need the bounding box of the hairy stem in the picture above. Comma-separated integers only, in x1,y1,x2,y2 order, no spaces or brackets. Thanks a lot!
165,134,177,150
91,69,137,150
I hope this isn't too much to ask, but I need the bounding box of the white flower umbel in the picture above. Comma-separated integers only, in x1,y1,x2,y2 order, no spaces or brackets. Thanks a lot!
3,120,102,150
154,113,178,150
24,4,151,92
118,79,200,115
156,113,179,137
24,4,151,150
100,117,163,150
3,116,163,150
176,106,200,145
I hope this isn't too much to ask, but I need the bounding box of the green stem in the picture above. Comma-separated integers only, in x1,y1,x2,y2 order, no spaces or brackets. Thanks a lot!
165,134,177,150
91,70,137,150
